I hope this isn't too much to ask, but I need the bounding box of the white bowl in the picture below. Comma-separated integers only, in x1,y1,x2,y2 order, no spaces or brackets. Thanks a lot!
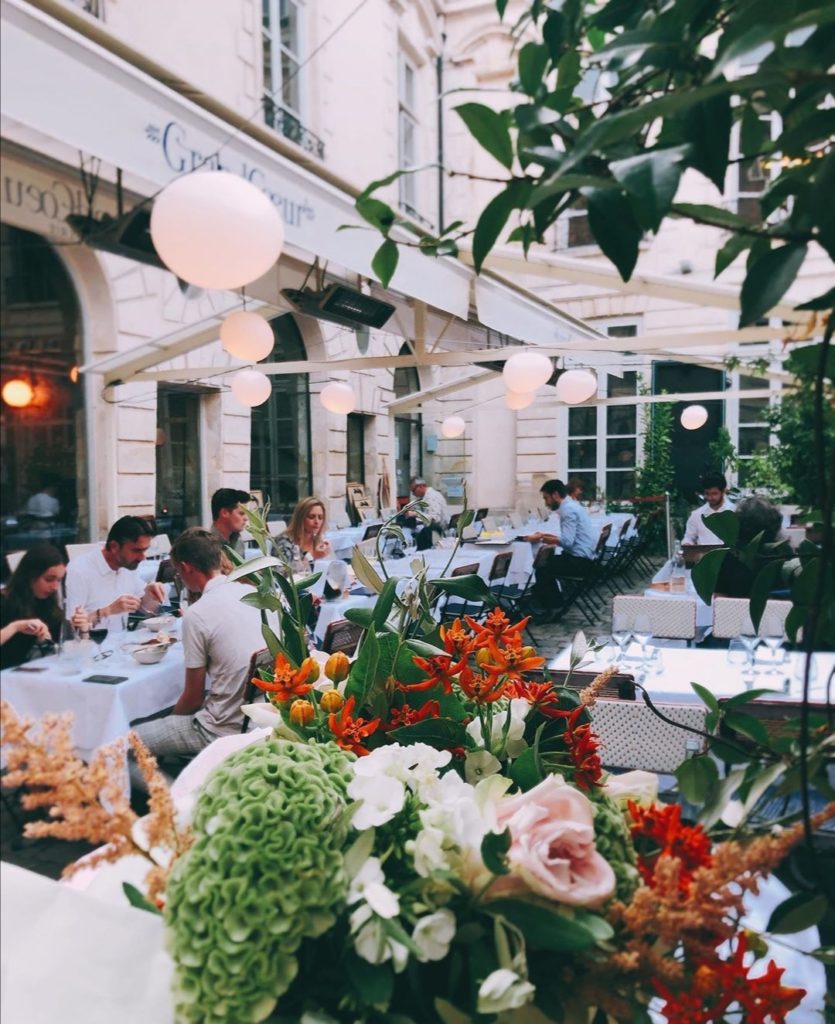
130,644,170,665
143,615,177,633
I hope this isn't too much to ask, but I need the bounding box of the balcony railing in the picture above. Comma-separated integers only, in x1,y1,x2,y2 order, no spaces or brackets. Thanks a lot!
67,0,103,18
264,101,325,161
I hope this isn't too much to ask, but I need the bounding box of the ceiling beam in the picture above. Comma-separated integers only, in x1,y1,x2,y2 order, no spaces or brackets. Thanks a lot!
386,370,500,413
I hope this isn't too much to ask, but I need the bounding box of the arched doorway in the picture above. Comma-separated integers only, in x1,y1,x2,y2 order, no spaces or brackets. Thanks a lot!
0,224,86,565
392,343,422,500
250,314,311,517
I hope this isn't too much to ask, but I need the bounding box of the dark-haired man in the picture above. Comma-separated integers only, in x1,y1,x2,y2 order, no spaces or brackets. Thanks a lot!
129,527,268,789
65,516,167,631
683,473,735,545
209,488,252,557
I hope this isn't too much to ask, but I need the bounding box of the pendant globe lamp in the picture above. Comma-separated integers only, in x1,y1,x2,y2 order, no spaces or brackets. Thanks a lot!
555,369,597,405
504,389,535,411
680,404,708,430
320,381,356,414
441,415,466,438
502,351,552,393
220,311,274,362
150,171,284,290
2,379,34,408
230,369,272,407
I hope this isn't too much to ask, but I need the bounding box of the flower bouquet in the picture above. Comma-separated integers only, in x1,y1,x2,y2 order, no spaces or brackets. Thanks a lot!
1,508,831,1023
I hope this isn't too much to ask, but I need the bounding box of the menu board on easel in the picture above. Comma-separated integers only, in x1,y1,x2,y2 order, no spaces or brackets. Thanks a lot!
347,482,375,525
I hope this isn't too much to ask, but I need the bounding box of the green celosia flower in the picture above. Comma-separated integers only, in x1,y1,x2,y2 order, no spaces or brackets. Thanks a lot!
590,792,640,902
164,738,355,1023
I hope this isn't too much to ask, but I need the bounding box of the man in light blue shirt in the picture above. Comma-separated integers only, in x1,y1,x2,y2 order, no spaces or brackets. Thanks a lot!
524,479,597,615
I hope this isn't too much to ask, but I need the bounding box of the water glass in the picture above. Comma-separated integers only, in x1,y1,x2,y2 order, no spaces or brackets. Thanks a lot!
738,630,761,676
760,614,785,675
611,613,632,663
632,613,653,662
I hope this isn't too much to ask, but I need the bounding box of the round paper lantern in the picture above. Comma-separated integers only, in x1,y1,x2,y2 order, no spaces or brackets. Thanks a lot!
681,404,708,430
503,351,553,393
230,369,271,407
556,369,597,405
320,381,356,414
2,379,34,408
220,311,274,362
441,415,466,438
504,389,535,410
150,172,284,289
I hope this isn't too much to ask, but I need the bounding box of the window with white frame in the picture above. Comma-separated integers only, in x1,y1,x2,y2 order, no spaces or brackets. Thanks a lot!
262,0,323,157
735,373,772,485
398,55,419,215
728,114,778,223
605,371,638,500
550,197,594,250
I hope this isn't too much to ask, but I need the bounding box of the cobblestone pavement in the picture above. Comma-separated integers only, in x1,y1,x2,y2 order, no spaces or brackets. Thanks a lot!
1,558,664,880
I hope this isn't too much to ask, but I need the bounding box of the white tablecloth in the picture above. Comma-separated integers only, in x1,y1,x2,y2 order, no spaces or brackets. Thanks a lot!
1,629,185,760
548,646,834,705
326,524,380,558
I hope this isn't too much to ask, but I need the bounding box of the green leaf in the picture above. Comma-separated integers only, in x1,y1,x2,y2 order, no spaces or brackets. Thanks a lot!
811,948,835,966
583,187,643,281
227,555,284,580
683,91,731,192
371,239,399,288
481,828,512,875
672,202,750,231
518,42,550,96
346,950,394,1007
610,146,688,233
373,576,399,630
675,755,718,805
352,545,385,594
486,898,602,952
749,560,785,631
345,626,380,708
454,103,513,170
294,572,322,592
261,622,282,658
713,7,835,77
715,234,753,277
344,607,374,629
691,682,719,712
556,49,581,92
456,508,476,537
740,244,808,327
356,196,396,234
721,688,778,708
705,509,740,547
390,717,467,749
432,574,493,603
122,882,161,915
508,746,542,790
767,892,829,935
796,286,835,311
691,548,728,605
472,180,530,273
724,710,770,747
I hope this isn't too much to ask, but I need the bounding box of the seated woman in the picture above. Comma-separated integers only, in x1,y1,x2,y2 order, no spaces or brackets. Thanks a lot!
714,496,791,599
1,543,88,669
274,497,333,572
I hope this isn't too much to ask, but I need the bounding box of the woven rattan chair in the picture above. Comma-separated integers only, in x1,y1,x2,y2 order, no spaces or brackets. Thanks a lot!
612,594,697,643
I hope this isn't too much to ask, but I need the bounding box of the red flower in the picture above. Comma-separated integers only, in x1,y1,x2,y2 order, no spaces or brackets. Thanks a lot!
464,609,529,648
478,636,545,685
505,678,559,712
458,666,508,704
253,654,317,703
382,700,440,731
404,653,467,694
542,704,602,789
439,618,475,658
327,696,380,756
628,801,712,891
654,935,805,1024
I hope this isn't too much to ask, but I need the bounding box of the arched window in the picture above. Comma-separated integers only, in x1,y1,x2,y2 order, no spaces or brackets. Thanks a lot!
392,344,422,499
1,224,85,562
250,314,311,516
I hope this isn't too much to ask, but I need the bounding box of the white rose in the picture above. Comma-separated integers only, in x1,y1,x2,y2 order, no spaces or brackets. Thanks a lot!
412,909,456,962
348,774,406,830
601,770,659,806
477,969,536,1014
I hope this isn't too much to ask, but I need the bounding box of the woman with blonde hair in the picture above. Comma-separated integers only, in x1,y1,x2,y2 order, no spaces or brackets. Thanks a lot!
275,497,332,571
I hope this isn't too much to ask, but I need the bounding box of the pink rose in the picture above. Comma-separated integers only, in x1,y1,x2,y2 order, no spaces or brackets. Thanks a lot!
491,775,615,907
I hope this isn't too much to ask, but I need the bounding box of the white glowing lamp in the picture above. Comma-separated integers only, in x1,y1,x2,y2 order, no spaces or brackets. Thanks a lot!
230,369,271,407
220,312,274,362
441,415,466,438
320,381,356,414
503,351,553,393
556,369,597,404
150,172,284,289
2,379,34,408
504,389,535,410
681,404,708,430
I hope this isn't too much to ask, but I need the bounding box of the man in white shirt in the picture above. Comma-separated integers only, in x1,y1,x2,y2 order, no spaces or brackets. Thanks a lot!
25,484,60,520
683,473,735,545
402,476,449,550
129,528,268,791
64,516,167,631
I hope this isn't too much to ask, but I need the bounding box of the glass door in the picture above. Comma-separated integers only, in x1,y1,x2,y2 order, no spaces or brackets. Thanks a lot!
156,388,201,536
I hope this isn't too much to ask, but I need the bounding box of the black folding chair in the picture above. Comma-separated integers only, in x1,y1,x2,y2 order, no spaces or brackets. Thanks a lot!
440,562,483,621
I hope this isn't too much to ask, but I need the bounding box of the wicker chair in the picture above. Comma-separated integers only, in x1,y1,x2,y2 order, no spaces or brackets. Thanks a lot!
612,594,697,643
240,648,274,734
712,597,792,640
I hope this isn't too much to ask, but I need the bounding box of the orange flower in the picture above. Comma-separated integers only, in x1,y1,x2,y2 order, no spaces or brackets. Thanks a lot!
478,635,545,684
382,700,440,731
628,801,712,892
328,696,380,756
458,667,507,704
319,690,344,714
464,608,529,648
289,699,315,726
254,654,317,703
404,653,467,694
439,618,475,658
505,678,559,712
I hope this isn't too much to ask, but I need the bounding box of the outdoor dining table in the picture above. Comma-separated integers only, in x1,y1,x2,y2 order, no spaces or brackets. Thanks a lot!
0,628,185,761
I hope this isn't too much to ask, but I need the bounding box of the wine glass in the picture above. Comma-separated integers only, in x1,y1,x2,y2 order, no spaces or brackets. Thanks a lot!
726,639,748,672
632,613,653,663
611,612,632,663
738,629,760,683
760,613,784,675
